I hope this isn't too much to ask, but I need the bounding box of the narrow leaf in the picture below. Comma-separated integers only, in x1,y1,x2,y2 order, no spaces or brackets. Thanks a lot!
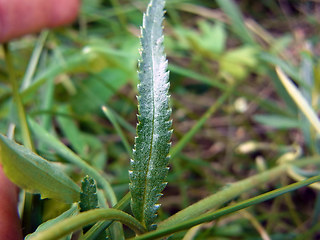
276,66,320,134
102,105,132,158
129,0,172,230
0,134,80,203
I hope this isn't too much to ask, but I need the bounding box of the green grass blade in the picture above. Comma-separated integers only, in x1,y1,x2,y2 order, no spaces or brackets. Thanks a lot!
260,53,305,87
20,30,49,91
39,77,55,132
102,106,133,158
168,64,226,90
267,69,298,114
0,134,80,203
21,52,93,99
102,105,135,134
129,0,172,230
276,67,320,134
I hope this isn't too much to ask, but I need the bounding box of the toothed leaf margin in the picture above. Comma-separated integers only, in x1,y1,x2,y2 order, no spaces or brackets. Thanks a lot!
129,0,172,230
80,175,98,212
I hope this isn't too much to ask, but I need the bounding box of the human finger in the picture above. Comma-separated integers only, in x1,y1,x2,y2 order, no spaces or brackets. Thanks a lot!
0,0,80,43
0,165,22,240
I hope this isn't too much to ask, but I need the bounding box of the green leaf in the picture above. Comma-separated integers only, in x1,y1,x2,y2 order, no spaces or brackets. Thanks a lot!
276,67,320,134
220,46,258,79
80,176,100,235
80,176,98,212
202,21,226,54
129,0,172,230
268,69,297,115
102,105,132,158
0,134,80,203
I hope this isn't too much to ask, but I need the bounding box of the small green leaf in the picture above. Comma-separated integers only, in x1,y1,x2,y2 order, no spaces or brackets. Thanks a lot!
80,176,100,235
0,134,80,203
220,46,258,79
198,21,226,54
129,0,172,230
80,176,98,212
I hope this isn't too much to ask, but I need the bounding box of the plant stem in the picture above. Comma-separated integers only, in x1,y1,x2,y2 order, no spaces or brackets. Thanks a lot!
102,106,133,158
29,209,146,240
133,174,320,240
3,43,34,151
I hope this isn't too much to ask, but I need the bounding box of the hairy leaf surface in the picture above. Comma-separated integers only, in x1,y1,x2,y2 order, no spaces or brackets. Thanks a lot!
0,134,80,203
80,176,98,212
80,176,100,234
129,0,172,230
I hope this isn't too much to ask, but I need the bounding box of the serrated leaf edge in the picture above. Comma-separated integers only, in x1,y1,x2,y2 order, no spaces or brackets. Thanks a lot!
129,0,172,230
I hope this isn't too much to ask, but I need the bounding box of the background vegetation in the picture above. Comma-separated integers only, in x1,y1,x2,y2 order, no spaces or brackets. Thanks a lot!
1,0,320,239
